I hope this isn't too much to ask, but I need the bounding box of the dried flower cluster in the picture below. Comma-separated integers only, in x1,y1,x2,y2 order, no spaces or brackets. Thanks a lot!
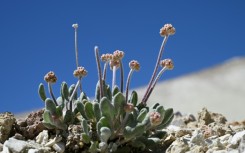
160,23,176,36
73,66,88,78
44,71,57,84
129,60,139,71
160,59,174,70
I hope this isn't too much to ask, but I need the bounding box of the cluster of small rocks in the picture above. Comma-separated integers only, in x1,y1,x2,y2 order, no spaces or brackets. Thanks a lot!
164,108,245,153
0,108,245,153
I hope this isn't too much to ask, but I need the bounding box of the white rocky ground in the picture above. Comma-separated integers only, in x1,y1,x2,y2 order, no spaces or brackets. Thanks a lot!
136,57,245,122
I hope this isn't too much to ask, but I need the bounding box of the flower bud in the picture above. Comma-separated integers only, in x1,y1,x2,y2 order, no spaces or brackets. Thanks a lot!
101,53,113,62
160,24,175,37
72,23,78,29
73,67,88,78
113,50,124,61
150,112,162,126
44,71,57,84
160,59,174,70
124,103,134,113
129,60,140,71
109,60,120,70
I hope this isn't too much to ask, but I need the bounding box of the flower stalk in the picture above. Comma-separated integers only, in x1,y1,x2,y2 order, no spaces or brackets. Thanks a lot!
141,36,169,105
95,46,104,99
141,23,175,105
44,71,58,106
144,59,174,102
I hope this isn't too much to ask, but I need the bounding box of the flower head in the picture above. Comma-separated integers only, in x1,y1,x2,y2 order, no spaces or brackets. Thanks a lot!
44,71,57,84
112,50,124,61
160,24,175,37
73,66,88,78
124,103,134,113
160,59,174,70
72,23,78,29
109,60,120,70
101,53,113,62
150,112,162,126
129,60,140,71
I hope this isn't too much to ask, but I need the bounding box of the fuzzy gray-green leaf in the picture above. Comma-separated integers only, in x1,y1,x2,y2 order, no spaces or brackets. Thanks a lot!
89,141,98,153
137,108,148,122
75,100,87,119
129,91,138,106
93,102,101,122
106,85,112,101
97,116,110,129
82,119,89,135
100,97,115,120
38,83,47,102
100,127,111,142
85,102,95,120
95,81,101,102
43,110,53,124
124,124,145,140
56,96,64,108
156,105,165,121
56,105,63,117
81,133,90,144
64,110,74,124
61,82,69,101
69,84,77,99
45,98,57,115
42,122,56,129
112,85,120,96
151,103,160,109
113,92,126,116
156,108,174,130
125,113,136,127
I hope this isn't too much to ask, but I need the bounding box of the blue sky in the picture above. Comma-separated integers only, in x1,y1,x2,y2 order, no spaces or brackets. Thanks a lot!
0,1,245,113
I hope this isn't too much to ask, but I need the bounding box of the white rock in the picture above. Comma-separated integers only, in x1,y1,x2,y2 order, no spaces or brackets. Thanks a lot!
52,142,65,153
45,135,62,147
36,130,49,145
3,138,28,153
2,144,10,153
219,134,232,143
28,149,40,153
212,150,228,153
190,130,205,146
230,130,245,145
167,125,181,132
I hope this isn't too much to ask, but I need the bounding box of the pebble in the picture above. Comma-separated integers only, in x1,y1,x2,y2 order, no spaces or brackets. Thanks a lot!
52,142,65,153
230,130,245,145
3,138,29,153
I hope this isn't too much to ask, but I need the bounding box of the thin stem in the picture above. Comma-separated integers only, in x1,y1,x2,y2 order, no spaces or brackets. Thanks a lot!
74,27,79,68
95,46,104,99
79,78,82,93
119,60,124,93
125,69,134,103
48,83,58,106
112,66,116,90
69,80,81,110
144,67,167,102
115,112,129,136
141,35,169,105
102,62,108,81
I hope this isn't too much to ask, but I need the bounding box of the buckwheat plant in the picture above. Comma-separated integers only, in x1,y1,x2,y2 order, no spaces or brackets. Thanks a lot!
38,23,175,152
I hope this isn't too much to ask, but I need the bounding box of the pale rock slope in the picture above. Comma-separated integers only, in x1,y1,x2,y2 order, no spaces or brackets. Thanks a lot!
136,57,245,121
